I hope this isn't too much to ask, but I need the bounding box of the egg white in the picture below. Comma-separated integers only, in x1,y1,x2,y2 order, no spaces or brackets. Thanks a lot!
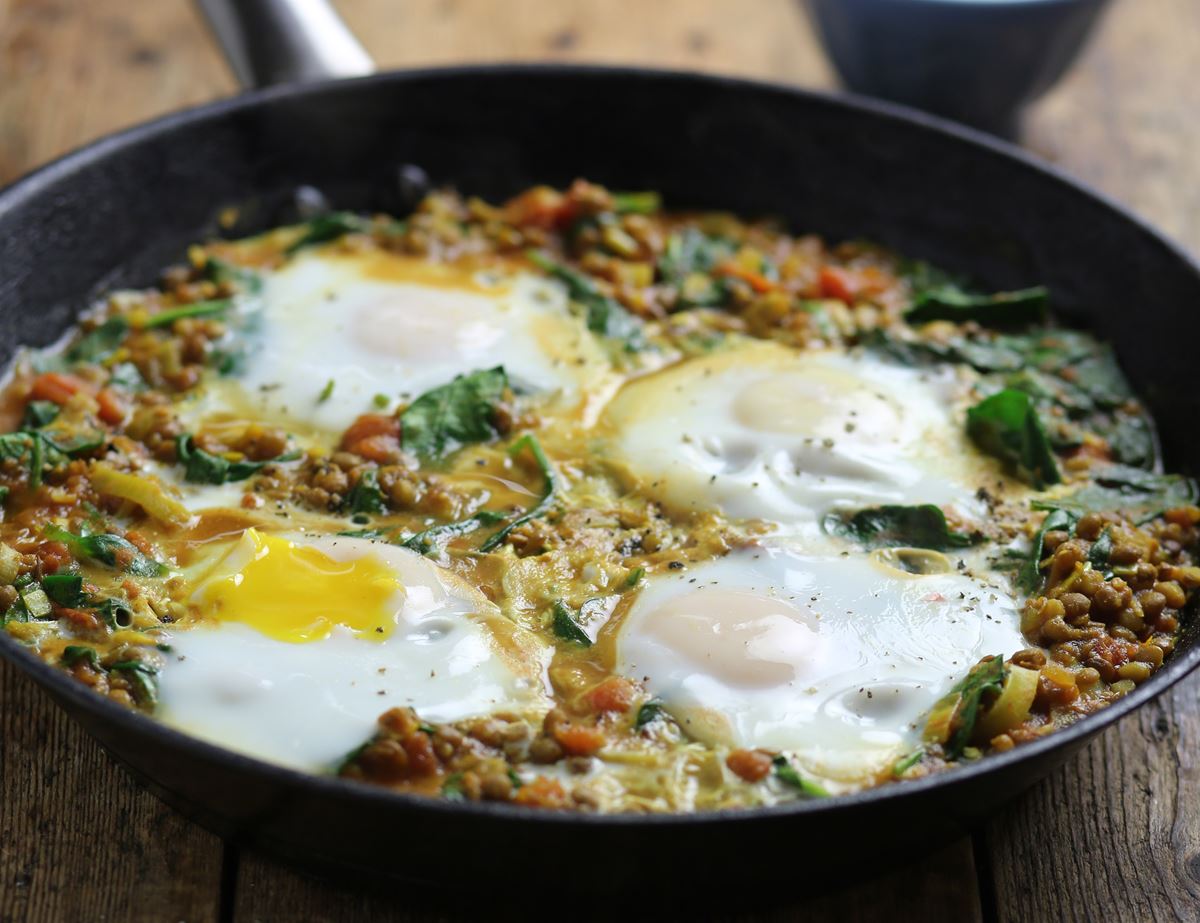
178,249,616,449
616,544,1025,788
156,533,550,771
599,339,996,532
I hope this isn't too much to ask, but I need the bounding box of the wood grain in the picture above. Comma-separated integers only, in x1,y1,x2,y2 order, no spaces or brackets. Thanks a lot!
0,0,1198,921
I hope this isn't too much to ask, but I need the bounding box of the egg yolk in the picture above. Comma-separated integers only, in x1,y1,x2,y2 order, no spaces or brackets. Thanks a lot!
194,530,405,643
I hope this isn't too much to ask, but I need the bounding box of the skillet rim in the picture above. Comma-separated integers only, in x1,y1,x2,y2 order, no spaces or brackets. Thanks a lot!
1,62,1198,830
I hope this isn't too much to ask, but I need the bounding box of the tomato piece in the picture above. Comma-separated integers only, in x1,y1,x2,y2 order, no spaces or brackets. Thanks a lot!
715,262,776,294
35,540,72,574
513,776,569,809
726,748,773,782
584,677,636,714
818,265,859,303
553,724,606,757
29,372,88,405
502,186,569,229
96,388,127,425
340,414,401,458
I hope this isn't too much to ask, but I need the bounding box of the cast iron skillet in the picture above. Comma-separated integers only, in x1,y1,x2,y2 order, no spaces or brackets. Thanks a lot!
1,0,1198,893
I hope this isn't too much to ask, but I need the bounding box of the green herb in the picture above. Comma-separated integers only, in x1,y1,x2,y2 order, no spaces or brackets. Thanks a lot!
892,747,925,777
0,486,10,507
1088,526,1114,572
93,597,134,630
906,285,1049,327
43,428,106,457
479,434,556,552
928,656,1005,759
441,773,466,801
1031,464,1196,524
822,504,975,550
109,660,159,707
204,257,263,294
634,700,664,730
771,755,828,798
966,389,1060,489
372,393,390,409
0,431,67,489
41,573,83,608
625,566,645,588
610,191,661,214
142,298,231,329
658,229,735,308
106,362,146,392
550,600,592,646
400,367,507,461
43,524,166,578
507,768,523,789
61,645,100,669
1017,508,1078,592
286,211,371,255
526,251,645,348
176,434,297,485
22,401,60,429
317,379,335,403
66,316,129,364
400,510,507,557
345,468,385,515
417,723,437,735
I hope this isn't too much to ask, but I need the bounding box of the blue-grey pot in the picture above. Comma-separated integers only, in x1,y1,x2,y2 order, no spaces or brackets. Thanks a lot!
804,0,1113,136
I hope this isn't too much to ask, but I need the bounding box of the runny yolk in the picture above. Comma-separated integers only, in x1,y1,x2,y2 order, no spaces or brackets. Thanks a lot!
193,529,405,643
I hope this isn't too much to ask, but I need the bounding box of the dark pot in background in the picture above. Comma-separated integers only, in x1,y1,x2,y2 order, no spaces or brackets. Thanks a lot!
803,0,1113,137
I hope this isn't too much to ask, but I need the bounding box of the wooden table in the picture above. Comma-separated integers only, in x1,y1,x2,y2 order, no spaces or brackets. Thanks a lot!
1,1,1197,920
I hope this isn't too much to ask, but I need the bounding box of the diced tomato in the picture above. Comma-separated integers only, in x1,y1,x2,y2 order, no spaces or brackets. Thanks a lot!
123,530,154,556
58,607,99,632
818,265,860,303
29,372,88,405
340,414,401,460
584,677,636,714
502,186,569,230
96,388,127,425
35,540,72,574
726,748,774,782
715,262,776,294
513,776,570,809
553,724,606,757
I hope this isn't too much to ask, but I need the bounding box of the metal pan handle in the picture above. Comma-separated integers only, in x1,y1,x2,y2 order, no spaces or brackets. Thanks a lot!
195,0,375,88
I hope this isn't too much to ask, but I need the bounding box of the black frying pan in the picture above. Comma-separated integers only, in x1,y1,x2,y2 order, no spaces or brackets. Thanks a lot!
1,0,1198,894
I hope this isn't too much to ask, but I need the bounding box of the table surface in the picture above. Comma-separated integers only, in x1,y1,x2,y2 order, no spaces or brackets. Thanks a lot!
1,1,1198,920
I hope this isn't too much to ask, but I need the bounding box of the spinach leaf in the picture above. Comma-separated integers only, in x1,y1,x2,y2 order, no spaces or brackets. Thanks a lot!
772,755,828,798
107,362,146,392
966,389,1061,488
43,428,105,457
286,211,372,255
479,434,556,552
526,251,646,348
43,524,166,578
345,468,385,515
927,656,1005,759
22,401,60,429
1088,526,1114,574
400,510,506,557
0,431,67,489
862,328,1028,374
550,600,592,646
823,504,975,550
1031,464,1197,524
109,660,159,707
204,257,263,294
610,191,661,214
634,700,664,730
142,299,231,329
658,229,736,308
400,367,508,461
625,566,645,588
176,434,297,485
61,645,100,669
42,573,83,608
1017,507,1078,593
441,774,466,801
66,317,129,364
906,286,1049,327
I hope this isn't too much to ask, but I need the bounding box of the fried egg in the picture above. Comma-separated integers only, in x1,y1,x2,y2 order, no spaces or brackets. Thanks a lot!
180,249,615,448
156,530,550,771
600,340,996,532
616,545,1024,788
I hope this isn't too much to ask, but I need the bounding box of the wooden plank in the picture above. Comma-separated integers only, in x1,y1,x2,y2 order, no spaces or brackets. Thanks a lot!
232,837,982,923
0,659,226,923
